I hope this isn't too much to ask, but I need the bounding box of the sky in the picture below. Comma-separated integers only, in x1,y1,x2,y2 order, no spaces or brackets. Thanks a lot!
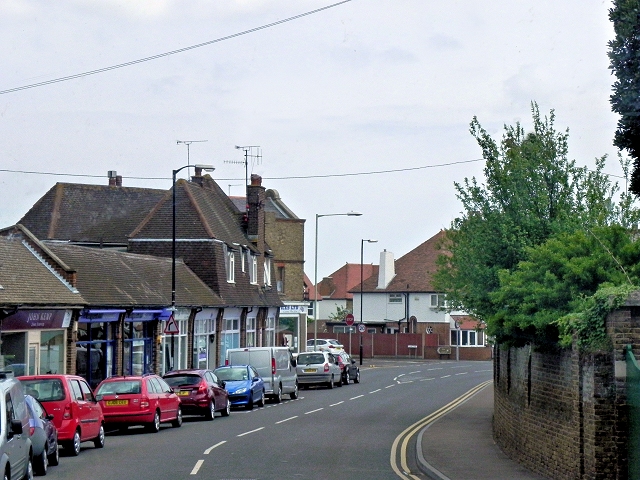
0,0,625,281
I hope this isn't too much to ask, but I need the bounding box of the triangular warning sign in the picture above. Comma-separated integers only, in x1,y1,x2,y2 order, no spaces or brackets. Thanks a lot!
163,314,179,334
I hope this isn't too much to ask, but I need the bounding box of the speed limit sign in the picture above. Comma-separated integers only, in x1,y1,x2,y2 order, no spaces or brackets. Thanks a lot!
358,323,366,333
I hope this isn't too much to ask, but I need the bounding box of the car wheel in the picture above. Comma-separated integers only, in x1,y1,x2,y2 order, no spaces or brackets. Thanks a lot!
246,394,254,410
327,376,334,389
47,443,59,467
257,390,265,407
23,454,33,480
273,385,282,403
337,375,343,387
94,424,105,448
4,468,8,480
147,410,161,433
354,370,360,384
343,372,349,385
171,407,183,428
205,401,215,421
289,383,299,400
34,446,47,476
221,399,231,417
68,429,81,456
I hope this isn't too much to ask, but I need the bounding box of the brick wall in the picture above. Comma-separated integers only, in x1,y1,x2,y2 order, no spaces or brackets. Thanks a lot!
493,305,636,480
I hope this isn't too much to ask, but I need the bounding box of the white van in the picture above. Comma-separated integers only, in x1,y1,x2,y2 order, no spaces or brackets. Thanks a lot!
225,347,298,402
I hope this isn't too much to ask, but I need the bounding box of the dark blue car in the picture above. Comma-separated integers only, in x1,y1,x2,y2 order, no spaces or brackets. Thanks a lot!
213,365,265,410
24,393,59,475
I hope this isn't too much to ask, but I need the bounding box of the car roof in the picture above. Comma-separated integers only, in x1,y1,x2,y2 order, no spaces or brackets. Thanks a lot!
215,365,250,369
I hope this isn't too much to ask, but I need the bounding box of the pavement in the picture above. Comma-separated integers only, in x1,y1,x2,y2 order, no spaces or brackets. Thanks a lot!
416,383,548,480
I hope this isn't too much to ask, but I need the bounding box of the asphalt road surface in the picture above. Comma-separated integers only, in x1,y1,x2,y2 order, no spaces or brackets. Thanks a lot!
45,359,493,480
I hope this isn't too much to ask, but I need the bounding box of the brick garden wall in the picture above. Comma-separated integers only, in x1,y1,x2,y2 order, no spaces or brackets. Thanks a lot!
493,301,640,480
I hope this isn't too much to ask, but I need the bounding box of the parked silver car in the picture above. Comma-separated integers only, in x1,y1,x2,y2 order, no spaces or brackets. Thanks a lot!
305,339,344,353
296,352,342,389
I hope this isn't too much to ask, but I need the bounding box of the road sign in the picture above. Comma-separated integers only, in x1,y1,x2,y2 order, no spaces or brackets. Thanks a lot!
345,314,355,326
358,323,366,333
164,315,180,334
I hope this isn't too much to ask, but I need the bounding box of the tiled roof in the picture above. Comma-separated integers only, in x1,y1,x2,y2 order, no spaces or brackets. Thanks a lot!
230,189,299,220
318,263,376,300
451,314,484,330
357,230,447,293
132,177,256,252
44,243,223,308
0,235,87,307
19,183,167,244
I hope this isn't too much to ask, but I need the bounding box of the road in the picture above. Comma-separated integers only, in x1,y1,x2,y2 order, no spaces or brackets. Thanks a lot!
44,359,493,480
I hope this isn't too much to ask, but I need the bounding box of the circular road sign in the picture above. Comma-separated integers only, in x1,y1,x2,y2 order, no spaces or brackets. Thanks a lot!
358,323,366,333
345,314,355,326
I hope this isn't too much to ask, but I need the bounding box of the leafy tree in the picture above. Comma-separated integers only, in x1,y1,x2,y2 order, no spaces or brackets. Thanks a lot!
328,305,351,321
608,0,640,194
435,104,640,345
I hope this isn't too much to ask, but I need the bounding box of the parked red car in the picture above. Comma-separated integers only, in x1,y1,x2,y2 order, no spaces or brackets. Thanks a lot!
94,374,182,433
163,369,230,420
19,374,105,456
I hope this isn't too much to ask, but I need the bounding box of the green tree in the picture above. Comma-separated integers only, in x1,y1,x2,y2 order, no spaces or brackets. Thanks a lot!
328,305,351,321
435,104,639,345
608,0,640,194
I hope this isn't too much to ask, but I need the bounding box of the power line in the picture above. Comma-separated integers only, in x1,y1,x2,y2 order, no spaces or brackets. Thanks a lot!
0,158,485,182
0,0,352,95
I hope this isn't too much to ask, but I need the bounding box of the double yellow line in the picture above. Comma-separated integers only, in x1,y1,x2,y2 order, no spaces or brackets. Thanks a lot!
390,380,493,479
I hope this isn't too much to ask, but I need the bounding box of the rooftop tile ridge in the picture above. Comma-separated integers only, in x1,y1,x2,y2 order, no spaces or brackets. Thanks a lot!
21,240,80,294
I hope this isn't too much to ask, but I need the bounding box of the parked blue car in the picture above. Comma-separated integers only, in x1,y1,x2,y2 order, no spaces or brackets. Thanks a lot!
213,365,265,410
24,393,59,475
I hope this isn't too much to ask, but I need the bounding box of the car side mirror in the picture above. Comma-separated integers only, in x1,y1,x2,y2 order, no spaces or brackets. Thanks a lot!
351,359,356,365
95,394,103,402
46,414,55,421
291,359,297,368
10,419,22,436
219,381,226,388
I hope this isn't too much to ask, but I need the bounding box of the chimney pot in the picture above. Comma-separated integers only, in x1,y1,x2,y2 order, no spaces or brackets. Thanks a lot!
250,174,262,186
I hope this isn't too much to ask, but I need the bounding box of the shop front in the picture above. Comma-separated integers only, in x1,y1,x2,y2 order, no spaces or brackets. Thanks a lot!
1,309,72,378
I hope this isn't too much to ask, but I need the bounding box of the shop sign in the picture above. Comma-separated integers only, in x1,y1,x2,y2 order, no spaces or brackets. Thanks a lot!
280,305,306,314
3,309,72,330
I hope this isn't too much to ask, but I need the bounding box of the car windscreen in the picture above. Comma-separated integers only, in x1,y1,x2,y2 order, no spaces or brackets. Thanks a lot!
297,353,325,365
214,368,249,382
164,375,200,388
21,379,65,402
95,380,141,395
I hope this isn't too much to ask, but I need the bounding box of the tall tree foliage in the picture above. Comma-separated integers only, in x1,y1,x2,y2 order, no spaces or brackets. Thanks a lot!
435,104,639,345
609,0,640,194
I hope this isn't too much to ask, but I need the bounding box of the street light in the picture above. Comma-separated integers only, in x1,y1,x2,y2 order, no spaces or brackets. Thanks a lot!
171,164,214,369
313,211,362,352
359,239,377,365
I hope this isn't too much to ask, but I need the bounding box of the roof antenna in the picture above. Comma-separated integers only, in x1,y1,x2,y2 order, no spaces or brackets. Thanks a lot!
225,145,261,186
176,140,208,167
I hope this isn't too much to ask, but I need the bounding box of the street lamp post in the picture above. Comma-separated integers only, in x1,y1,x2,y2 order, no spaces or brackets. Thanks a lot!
171,163,214,370
313,211,362,352
359,239,377,365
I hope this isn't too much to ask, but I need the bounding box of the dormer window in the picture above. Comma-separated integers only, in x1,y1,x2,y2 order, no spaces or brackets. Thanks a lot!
224,246,235,283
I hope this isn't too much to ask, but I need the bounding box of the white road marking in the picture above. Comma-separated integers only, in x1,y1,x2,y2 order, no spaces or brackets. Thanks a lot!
276,416,298,424
440,375,451,378
237,427,264,437
190,460,204,475
455,372,468,376
385,384,395,388
427,367,443,371
330,401,344,407
420,378,435,382
350,395,364,400
369,389,381,394
305,408,324,415
408,371,420,375
204,441,226,454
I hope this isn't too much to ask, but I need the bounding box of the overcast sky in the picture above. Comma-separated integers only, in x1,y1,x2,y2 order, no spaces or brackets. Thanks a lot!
0,0,624,280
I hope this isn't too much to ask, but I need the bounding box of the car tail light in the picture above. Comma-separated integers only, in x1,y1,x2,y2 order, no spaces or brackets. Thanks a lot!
225,359,229,365
198,381,207,394
29,426,35,436
324,363,330,372
140,396,150,408
63,403,72,420
272,357,276,375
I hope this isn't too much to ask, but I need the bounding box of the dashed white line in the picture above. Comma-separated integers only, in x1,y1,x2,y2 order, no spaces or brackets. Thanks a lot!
420,378,435,382
350,395,364,400
305,408,324,415
385,384,395,388
276,416,298,424
190,460,204,475
427,368,443,371
440,375,451,378
330,401,344,407
408,371,420,375
237,427,264,437
455,372,468,376
204,441,226,454
369,389,381,394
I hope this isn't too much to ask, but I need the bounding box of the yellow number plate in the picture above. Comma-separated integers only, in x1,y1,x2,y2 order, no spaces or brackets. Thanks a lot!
177,391,189,396
303,369,317,373
106,399,128,406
